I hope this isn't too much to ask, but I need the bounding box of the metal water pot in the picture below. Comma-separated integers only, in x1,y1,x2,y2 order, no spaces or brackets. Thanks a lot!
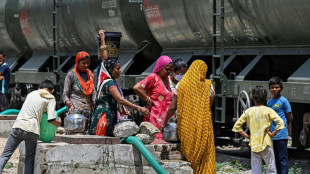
162,118,179,142
64,110,87,134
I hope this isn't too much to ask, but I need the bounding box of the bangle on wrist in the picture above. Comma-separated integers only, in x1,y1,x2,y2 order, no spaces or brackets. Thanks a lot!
145,96,151,102
100,45,107,51
136,106,141,112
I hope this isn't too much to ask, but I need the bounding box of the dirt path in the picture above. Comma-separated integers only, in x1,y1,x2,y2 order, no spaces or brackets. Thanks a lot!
0,138,19,173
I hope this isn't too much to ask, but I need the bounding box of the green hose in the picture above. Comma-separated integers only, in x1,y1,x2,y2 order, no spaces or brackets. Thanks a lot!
0,109,20,115
56,106,66,115
126,136,168,174
0,106,66,116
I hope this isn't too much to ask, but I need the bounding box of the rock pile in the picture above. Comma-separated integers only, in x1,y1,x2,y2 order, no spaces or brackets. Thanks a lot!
113,121,160,144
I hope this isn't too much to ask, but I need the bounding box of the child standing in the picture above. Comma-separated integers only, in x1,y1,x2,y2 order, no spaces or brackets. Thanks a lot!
0,80,62,174
233,85,285,174
268,76,293,174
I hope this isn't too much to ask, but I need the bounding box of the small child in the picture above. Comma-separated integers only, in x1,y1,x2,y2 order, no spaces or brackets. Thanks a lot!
267,76,293,174
0,80,62,174
232,85,285,174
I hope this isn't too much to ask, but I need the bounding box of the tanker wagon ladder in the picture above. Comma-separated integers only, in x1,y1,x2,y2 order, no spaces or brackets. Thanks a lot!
212,0,228,124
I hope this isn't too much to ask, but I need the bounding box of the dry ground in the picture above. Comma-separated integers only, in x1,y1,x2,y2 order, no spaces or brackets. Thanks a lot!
0,138,19,173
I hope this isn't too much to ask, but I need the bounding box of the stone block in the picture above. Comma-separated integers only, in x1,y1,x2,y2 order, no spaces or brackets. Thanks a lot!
179,165,194,174
56,127,65,134
154,144,163,152
113,144,136,166
168,151,183,160
141,145,160,166
53,135,120,144
113,121,139,137
0,120,15,138
135,134,155,144
45,144,104,163
139,122,160,135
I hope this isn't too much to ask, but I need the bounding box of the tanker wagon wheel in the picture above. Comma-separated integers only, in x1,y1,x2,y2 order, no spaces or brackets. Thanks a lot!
299,128,310,147
235,90,251,141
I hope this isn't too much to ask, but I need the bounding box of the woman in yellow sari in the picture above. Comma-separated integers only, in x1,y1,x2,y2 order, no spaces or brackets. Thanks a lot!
161,60,216,174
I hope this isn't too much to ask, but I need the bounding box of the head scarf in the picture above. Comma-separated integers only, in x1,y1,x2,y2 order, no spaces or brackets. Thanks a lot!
75,51,89,63
103,58,119,79
176,60,215,173
99,58,123,96
72,51,94,96
152,55,172,73
97,61,111,90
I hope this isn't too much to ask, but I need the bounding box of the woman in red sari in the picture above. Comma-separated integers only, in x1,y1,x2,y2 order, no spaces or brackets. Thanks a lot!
134,56,173,139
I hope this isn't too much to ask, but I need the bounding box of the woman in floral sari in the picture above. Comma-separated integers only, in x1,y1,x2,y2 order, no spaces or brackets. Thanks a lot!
89,59,149,136
133,56,173,139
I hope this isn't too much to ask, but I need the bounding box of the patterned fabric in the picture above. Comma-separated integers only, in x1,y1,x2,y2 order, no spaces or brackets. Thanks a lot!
175,83,216,97
267,96,291,140
139,73,173,139
103,58,119,79
72,67,94,96
95,112,107,136
176,60,215,174
89,80,117,136
62,71,95,120
152,55,172,73
97,62,111,89
232,106,285,152
72,51,94,96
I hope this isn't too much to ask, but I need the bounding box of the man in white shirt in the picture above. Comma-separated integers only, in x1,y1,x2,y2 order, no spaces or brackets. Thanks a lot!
0,80,61,174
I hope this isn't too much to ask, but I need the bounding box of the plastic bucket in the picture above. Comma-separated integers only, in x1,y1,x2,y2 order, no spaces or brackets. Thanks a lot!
39,112,58,143
104,32,122,59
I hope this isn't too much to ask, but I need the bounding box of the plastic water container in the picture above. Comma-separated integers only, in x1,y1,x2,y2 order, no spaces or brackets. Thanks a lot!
98,32,122,59
39,112,58,143
162,118,179,142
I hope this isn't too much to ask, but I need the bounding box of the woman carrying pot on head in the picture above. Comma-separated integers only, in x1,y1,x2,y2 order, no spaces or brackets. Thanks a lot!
133,56,173,140
63,51,96,131
161,60,216,173
89,59,149,136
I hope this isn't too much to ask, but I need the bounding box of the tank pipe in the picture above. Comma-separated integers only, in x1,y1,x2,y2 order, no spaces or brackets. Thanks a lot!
124,136,168,174
0,107,66,116
56,106,66,115
0,109,20,115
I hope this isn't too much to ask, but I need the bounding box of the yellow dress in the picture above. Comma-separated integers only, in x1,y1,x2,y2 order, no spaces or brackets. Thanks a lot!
176,60,216,174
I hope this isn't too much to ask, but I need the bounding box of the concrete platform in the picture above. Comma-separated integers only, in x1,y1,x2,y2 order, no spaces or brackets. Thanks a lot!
53,135,121,144
17,140,193,174
0,121,15,138
0,115,17,120
0,115,17,138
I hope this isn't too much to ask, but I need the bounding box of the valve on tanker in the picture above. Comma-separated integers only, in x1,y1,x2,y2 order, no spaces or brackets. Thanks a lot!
299,112,310,147
233,90,251,144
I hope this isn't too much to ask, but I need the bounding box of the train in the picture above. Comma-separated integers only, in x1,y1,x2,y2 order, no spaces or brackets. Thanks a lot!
1,0,310,148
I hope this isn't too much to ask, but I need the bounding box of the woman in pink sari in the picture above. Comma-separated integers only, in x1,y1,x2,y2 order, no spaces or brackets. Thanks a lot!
134,56,173,139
